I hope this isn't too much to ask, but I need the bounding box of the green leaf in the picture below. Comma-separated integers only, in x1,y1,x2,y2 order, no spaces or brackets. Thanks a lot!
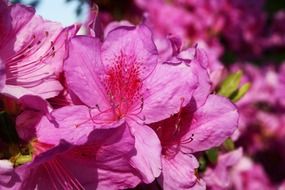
13,154,32,166
223,138,235,151
206,148,218,164
198,155,207,172
218,71,242,98
230,83,251,102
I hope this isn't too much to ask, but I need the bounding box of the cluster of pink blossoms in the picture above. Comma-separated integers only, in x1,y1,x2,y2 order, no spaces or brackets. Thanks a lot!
0,1,239,189
104,0,285,189
2,0,285,189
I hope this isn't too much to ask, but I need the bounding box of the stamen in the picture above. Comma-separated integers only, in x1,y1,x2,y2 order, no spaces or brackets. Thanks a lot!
5,32,58,88
151,98,196,158
181,134,194,145
74,106,118,128
103,51,143,119
173,97,185,136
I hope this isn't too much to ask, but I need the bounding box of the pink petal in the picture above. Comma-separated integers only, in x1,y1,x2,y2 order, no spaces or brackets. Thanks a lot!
0,0,11,51
16,110,43,141
0,57,5,92
172,48,211,107
104,20,134,38
0,3,34,59
191,49,211,107
182,95,239,153
54,123,139,189
160,152,199,190
204,148,243,189
14,24,78,99
101,24,158,79
0,160,14,186
1,85,36,99
139,62,198,124
36,105,97,145
16,143,82,190
49,24,79,74
16,95,50,141
8,4,61,55
1,3,77,99
37,105,125,145
128,121,162,183
91,123,141,189
64,36,110,109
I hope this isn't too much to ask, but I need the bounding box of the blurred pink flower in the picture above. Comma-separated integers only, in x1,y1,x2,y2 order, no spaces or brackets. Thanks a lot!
264,10,285,49
134,0,225,87
222,0,266,55
204,150,274,190
231,157,274,190
204,148,243,190
232,63,285,143
135,0,267,57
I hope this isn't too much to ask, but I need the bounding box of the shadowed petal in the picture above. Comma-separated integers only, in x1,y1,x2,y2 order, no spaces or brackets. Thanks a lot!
128,122,162,183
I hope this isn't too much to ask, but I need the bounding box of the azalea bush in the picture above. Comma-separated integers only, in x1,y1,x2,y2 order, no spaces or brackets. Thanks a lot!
0,0,285,189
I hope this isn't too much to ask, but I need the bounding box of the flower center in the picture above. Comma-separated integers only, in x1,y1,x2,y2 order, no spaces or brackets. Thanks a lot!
104,52,143,120
150,101,194,158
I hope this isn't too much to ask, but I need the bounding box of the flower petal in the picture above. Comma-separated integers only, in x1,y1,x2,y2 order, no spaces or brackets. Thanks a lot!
58,123,140,189
101,24,158,79
128,121,162,183
0,3,33,59
0,160,14,186
204,148,243,189
182,95,239,152
64,36,110,109
0,59,5,91
37,105,93,145
139,62,198,124
160,152,199,190
1,4,77,99
191,49,212,108
1,85,37,99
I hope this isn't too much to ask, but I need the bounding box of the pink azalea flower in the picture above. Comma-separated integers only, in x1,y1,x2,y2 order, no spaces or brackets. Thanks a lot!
0,1,78,99
232,63,285,143
135,0,267,56
134,0,225,87
0,94,140,189
204,149,275,190
63,23,199,184
221,0,266,55
265,11,285,49
148,48,239,190
11,122,138,189
276,63,285,107
230,157,274,190
204,148,243,190
0,95,51,189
